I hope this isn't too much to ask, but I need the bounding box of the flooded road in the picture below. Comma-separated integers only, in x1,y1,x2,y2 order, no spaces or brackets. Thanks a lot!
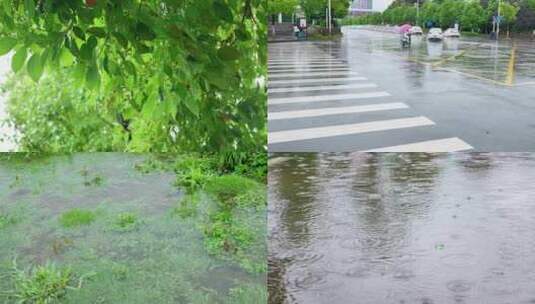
268,27,535,152
269,153,535,304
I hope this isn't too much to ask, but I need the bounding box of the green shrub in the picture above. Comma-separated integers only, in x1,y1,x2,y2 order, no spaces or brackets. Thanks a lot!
113,212,139,232
172,194,200,219
10,262,73,304
0,212,18,229
205,175,258,204
59,209,96,228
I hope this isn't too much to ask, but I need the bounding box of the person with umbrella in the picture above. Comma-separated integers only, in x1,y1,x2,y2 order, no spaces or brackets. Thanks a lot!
399,23,413,48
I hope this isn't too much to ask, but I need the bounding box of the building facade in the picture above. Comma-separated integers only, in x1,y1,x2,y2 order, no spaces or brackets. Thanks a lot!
349,0,395,14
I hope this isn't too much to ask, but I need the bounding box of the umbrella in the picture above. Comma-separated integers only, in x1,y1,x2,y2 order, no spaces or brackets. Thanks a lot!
399,24,412,34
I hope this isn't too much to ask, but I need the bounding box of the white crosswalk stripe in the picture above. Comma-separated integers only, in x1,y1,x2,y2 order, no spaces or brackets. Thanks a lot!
269,117,435,144
269,68,351,74
269,71,360,79
268,43,473,151
269,103,409,120
268,83,377,93
269,64,348,69
269,76,368,86
365,137,473,152
269,92,391,105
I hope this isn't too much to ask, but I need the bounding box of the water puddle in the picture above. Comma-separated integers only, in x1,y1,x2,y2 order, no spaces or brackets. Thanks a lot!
269,153,535,304
0,153,265,303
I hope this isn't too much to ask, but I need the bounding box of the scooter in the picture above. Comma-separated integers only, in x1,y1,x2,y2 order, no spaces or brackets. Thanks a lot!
400,33,411,48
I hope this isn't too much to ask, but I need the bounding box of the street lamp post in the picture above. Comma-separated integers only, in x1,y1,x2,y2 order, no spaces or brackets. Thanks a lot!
496,0,501,40
416,0,419,25
328,0,332,35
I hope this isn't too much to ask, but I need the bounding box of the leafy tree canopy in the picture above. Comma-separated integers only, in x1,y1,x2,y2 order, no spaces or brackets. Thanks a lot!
0,0,266,158
268,0,299,15
300,0,350,20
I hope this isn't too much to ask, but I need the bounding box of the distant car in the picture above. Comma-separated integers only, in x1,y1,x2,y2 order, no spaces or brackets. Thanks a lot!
409,26,423,35
444,28,461,38
427,28,443,41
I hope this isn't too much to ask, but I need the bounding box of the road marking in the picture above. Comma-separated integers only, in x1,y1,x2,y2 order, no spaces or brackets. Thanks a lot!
269,91,390,105
268,102,409,120
269,71,359,79
366,137,473,152
268,83,377,93
269,63,348,68
269,68,351,74
268,60,344,64
269,76,368,86
506,44,517,86
269,117,435,144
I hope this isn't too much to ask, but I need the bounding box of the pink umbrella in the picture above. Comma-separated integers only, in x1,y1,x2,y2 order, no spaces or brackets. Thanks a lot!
398,24,412,34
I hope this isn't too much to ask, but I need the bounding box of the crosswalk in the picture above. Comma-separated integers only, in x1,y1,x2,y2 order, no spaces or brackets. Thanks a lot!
268,42,473,152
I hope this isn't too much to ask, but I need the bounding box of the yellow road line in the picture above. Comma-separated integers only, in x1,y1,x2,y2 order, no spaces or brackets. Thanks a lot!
505,44,517,86
434,67,509,86
431,43,482,68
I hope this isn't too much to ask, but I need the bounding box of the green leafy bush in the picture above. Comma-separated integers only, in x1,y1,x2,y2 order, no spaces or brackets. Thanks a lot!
0,0,267,155
205,175,258,204
9,261,73,304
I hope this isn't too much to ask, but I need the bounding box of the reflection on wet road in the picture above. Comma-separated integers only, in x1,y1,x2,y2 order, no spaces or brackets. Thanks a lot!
269,153,535,304
268,27,535,151
342,27,535,86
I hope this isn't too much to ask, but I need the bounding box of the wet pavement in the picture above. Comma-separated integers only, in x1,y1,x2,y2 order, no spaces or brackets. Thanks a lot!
268,27,535,152
268,153,535,304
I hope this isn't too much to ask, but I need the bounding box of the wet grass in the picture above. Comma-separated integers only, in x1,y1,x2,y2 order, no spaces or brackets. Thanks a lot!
1,260,80,303
112,212,139,232
59,209,96,228
0,153,266,303
0,212,17,229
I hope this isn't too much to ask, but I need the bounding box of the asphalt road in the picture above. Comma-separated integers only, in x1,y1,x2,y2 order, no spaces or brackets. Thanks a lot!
268,26,535,152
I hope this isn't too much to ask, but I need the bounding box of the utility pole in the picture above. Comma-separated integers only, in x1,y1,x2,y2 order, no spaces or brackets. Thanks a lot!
328,0,332,35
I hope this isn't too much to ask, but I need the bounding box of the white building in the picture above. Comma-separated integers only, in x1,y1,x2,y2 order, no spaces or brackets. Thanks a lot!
349,0,395,13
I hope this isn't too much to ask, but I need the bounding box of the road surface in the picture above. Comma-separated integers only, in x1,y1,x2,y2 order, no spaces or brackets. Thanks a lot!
268,26,535,152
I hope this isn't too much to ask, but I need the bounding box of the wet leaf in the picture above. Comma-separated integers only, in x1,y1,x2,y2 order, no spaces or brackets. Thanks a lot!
0,37,17,56
86,65,100,90
11,47,27,72
218,46,240,61
73,26,86,40
26,52,44,82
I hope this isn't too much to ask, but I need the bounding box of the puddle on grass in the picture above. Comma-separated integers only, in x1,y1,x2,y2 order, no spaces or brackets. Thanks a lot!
0,153,266,304
268,153,535,304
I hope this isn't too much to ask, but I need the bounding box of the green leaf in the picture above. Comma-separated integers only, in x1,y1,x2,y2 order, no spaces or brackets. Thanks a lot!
26,52,44,82
218,46,240,61
73,26,86,40
184,97,200,117
73,63,87,83
11,47,27,72
214,1,234,22
87,27,106,38
0,37,17,56
24,0,35,19
86,65,100,90
79,41,95,61
59,48,75,67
